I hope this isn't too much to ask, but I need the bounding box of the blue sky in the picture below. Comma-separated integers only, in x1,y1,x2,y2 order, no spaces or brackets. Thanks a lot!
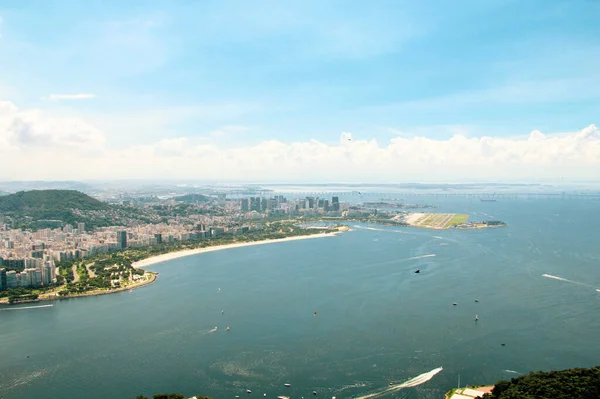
0,1,599,181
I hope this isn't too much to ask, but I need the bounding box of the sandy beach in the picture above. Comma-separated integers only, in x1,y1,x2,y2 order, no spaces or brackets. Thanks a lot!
133,230,343,269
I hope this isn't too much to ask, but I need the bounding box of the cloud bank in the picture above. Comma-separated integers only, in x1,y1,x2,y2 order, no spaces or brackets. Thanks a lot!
0,100,598,182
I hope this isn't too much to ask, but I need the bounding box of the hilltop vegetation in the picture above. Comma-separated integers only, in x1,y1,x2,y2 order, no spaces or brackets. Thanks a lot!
0,190,160,230
0,189,107,212
482,366,600,399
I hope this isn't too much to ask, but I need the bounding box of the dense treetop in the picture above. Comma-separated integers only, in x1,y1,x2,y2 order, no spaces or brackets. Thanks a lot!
0,189,107,212
482,366,600,399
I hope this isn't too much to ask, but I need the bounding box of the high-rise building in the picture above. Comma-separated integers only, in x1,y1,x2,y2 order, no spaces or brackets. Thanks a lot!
307,197,315,209
117,231,127,250
77,222,86,234
241,198,249,212
154,233,163,244
6,271,18,288
332,196,340,211
0,268,6,291
261,198,268,212
250,197,260,211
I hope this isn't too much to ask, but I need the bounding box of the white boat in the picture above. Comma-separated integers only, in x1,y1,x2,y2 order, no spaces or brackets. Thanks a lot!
284,383,291,387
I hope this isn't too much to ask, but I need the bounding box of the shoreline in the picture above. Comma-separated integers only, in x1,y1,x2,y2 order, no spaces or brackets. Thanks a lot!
0,228,347,305
133,230,344,269
0,272,158,305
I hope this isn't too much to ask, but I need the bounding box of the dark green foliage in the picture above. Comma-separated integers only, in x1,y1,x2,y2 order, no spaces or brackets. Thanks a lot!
8,293,39,303
482,366,600,399
0,189,107,212
0,189,162,230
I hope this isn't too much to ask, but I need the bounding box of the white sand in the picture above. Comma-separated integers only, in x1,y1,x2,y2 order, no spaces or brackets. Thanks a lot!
132,231,341,269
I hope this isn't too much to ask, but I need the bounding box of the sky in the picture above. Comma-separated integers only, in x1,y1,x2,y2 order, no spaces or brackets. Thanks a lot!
0,0,599,182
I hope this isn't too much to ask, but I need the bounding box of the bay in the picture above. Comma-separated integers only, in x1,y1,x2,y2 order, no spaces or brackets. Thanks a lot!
1,198,600,399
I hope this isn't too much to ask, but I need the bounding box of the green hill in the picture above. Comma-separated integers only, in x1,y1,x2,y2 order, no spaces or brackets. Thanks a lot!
482,366,600,399
0,190,107,213
0,190,109,229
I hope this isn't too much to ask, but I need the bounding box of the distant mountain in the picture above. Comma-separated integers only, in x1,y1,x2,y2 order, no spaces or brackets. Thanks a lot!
0,181,92,194
482,366,600,399
173,193,210,203
0,190,110,229
0,190,162,230
0,190,108,213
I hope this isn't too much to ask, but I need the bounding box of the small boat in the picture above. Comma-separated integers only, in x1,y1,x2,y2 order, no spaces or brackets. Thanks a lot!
284,383,291,387
247,390,252,394
452,302,457,306
227,326,230,331
475,315,479,321
278,396,290,399
313,391,317,396
475,299,479,303
314,311,317,316
414,269,420,274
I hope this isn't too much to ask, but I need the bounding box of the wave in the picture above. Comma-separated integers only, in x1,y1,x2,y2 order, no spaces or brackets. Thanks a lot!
354,367,443,399
0,304,54,311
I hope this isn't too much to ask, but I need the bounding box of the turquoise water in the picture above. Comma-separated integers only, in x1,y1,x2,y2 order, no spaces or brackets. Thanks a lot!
1,198,600,399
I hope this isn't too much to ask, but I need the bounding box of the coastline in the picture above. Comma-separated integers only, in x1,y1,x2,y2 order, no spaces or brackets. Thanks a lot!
0,272,158,305
133,230,343,269
0,228,347,305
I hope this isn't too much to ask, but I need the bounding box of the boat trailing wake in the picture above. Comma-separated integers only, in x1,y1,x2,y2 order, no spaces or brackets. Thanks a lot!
0,304,54,311
504,369,519,374
354,367,443,399
542,274,596,289
407,254,436,261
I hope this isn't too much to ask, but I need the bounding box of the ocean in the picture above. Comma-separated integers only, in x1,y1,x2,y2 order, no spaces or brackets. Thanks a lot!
1,197,600,399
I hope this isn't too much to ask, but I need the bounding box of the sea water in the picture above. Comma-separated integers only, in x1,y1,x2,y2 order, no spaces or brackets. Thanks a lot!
1,198,600,399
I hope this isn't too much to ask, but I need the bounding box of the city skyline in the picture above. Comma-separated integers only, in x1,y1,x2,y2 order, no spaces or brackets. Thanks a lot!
0,1,599,182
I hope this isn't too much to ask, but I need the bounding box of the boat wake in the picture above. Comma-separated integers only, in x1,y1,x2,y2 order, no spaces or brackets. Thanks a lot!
354,367,443,399
542,274,594,289
407,254,436,261
504,369,519,374
200,327,219,335
0,304,54,311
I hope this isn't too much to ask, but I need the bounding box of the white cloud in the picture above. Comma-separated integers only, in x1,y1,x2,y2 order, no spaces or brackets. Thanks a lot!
42,94,96,101
0,100,599,182
0,100,105,151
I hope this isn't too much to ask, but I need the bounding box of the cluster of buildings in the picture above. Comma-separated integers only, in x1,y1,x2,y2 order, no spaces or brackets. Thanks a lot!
240,195,342,215
0,262,56,290
0,217,258,291
0,194,349,292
